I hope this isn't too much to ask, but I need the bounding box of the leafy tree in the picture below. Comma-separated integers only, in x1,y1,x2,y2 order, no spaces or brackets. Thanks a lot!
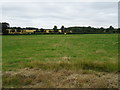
2,22,10,35
61,26,64,32
40,28,44,32
118,28,120,33
16,27,22,32
53,25,58,32
107,26,114,33
99,27,105,33
109,26,114,30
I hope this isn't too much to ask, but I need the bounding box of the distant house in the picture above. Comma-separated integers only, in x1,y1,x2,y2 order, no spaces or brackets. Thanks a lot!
58,29,62,33
7,28,12,34
44,29,62,33
6,26,64,34
23,27,37,34
7,28,23,34
44,29,54,33
7,27,38,34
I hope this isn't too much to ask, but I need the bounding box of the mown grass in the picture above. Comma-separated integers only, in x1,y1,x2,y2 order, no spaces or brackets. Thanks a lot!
2,34,118,72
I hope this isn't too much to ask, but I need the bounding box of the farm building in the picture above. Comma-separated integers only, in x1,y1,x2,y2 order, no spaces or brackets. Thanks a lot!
23,27,37,34
7,27,38,34
44,29,54,33
6,28,63,34
7,28,23,34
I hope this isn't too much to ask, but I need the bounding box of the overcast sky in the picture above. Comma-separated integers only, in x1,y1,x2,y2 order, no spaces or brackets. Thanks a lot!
1,1,118,29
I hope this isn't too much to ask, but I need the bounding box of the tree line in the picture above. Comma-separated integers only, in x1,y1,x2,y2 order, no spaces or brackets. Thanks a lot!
1,22,119,35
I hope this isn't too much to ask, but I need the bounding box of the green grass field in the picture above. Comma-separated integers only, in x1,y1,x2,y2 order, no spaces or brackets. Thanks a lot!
2,34,118,72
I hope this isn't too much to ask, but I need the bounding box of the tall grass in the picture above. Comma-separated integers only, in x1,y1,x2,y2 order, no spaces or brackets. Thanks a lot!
23,60,118,72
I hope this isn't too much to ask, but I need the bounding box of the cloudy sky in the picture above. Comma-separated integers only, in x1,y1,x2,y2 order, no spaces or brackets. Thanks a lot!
1,1,118,29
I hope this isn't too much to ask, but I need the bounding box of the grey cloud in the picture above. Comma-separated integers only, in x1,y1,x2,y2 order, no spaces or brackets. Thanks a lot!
1,2,118,28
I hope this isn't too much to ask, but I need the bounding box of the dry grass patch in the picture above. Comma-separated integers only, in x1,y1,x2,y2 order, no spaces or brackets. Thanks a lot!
3,68,118,88
22,60,118,72
95,50,107,54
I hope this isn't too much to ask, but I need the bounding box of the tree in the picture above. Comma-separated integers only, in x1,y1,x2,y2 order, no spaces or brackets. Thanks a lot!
100,27,105,33
61,26,64,32
53,25,58,32
109,26,114,30
16,27,21,32
40,28,44,32
107,26,114,33
2,22,10,35
118,28,120,33
86,26,92,33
